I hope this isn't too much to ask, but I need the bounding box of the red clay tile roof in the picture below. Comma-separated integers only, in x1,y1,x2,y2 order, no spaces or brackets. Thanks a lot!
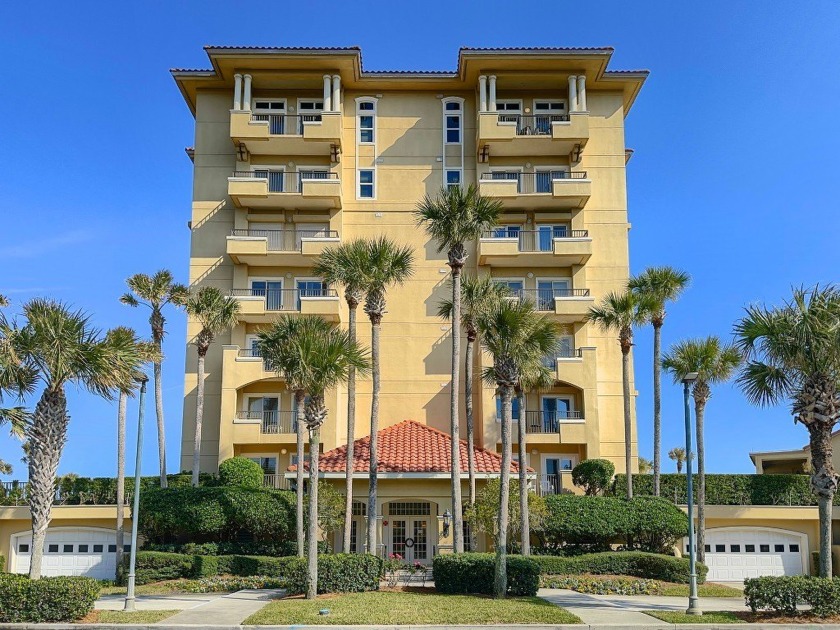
289,420,526,474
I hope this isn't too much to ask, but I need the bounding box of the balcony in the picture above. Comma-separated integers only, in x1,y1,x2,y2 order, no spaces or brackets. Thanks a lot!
543,348,597,390
478,171,590,210
227,228,340,267
231,409,299,446
478,111,589,157
221,345,281,391
517,288,594,324
534,472,575,497
263,474,292,490
228,171,342,210
230,287,341,324
478,229,592,267
523,410,587,446
230,111,342,156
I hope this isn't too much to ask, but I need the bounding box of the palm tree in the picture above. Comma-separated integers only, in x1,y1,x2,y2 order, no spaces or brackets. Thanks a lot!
355,237,414,554
668,447,687,473
296,319,369,599
313,240,370,554
0,299,142,578
734,286,840,577
477,297,559,597
0,295,28,475
587,290,652,498
628,267,690,497
120,270,189,488
438,276,511,508
258,316,336,558
185,287,240,487
638,457,653,474
416,185,502,553
663,336,741,565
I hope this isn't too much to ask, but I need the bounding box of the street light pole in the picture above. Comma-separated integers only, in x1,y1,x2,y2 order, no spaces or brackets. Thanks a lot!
124,376,148,612
682,372,701,616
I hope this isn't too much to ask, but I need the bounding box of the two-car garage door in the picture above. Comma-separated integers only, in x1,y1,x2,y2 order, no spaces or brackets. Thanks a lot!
11,528,122,580
687,528,807,582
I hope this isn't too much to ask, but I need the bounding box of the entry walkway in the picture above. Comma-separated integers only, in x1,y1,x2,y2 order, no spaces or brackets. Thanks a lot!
151,588,281,625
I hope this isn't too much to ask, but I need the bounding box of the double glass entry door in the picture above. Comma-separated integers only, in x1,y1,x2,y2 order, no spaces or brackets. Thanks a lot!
390,518,429,564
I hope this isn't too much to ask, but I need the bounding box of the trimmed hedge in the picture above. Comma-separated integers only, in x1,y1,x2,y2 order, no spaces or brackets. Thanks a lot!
0,574,100,622
540,494,688,553
122,551,299,585
143,540,295,557
614,473,839,506
0,554,4,572
219,457,263,488
745,576,840,617
532,551,707,584
433,553,540,596
541,574,662,595
285,554,384,595
137,486,295,546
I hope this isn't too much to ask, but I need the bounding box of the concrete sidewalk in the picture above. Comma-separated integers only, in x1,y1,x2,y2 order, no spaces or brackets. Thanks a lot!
95,592,225,611
159,588,283,625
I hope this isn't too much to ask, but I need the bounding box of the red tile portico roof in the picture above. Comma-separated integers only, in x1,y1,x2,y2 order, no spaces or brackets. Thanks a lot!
289,420,527,474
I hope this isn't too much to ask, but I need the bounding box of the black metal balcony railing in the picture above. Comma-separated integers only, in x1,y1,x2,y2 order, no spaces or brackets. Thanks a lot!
235,410,297,434
250,112,323,135
231,170,338,193
511,288,590,311
541,348,584,369
230,287,338,311
479,171,587,194
483,229,589,252
524,410,584,434
230,228,339,252
536,474,564,496
497,113,571,136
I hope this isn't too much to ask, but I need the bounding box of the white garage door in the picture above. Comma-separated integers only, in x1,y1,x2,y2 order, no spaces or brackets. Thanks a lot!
12,528,123,580
685,528,805,582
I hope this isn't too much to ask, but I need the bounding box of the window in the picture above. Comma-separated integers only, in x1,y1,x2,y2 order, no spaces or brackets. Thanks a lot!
730,544,741,552
545,457,576,474
78,544,89,553
352,502,367,516
492,225,521,239
537,279,571,310
358,100,375,143
496,100,522,123
298,100,324,132
108,544,117,553
715,544,725,552
389,502,431,516
494,279,524,298
63,545,73,553
445,103,462,144
495,396,521,421
774,544,785,552
253,100,286,134
247,455,278,475
18,544,29,553
250,279,283,310
760,544,770,553
541,396,575,430
48,544,59,553
124,545,131,553
358,169,374,198
704,544,711,552
535,169,567,193
745,544,756,552
790,544,800,552
248,396,280,429
537,225,568,251
445,170,461,191
534,101,567,134
93,544,103,553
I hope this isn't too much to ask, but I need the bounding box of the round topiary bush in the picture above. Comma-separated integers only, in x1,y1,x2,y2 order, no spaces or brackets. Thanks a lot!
572,459,615,496
218,457,263,488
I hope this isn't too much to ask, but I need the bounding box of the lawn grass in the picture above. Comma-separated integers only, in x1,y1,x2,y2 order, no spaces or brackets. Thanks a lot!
244,590,582,625
644,610,744,624
77,609,180,624
660,582,743,598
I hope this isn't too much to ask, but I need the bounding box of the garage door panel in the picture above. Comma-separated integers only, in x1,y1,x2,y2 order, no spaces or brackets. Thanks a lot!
11,528,118,580
686,528,805,582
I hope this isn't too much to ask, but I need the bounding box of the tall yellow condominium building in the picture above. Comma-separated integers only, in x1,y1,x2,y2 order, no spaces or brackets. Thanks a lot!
173,46,647,558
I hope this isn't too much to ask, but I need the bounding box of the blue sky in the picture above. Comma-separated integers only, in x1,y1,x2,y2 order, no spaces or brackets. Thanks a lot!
1,1,838,478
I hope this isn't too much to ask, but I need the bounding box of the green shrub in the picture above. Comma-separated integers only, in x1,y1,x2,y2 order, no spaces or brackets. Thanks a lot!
285,554,384,595
125,551,298,585
614,473,838,506
121,551,195,585
191,554,220,578
0,574,100,622
532,551,707,584
0,554,5,572
572,459,615,496
540,494,688,553
745,576,840,617
182,575,285,593
143,540,295,557
433,553,540,596
541,574,662,595
227,555,298,577
219,457,264,488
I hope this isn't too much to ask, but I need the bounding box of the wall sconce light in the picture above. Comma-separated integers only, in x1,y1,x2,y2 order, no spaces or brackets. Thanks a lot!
442,509,452,538
527,272,534,279
525,162,532,168
281,448,287,455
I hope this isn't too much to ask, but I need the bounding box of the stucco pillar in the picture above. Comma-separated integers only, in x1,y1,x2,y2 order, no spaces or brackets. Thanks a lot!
242,74,252,111
233,73,242,111
323,75,332,113
568,75,578,113
478,75,488,112
332,74,341,112
577,75,587,112
488,75,497,112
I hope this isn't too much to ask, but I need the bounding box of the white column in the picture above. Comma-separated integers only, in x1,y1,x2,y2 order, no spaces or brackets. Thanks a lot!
242,74,252,111
577,75,587,112
323,75,332,113
488,75,497,112
332,74,341,112
478,75,488,112
233,73,242,111
568,75,578,113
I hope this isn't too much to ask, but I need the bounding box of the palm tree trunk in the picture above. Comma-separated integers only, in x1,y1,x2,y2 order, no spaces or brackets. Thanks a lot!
191,351,206,487
517,392,529,555
808,422,836,577
295,390,306,558
495,385,512,598
306,425,320,599
695,397,706,565
465,336,476,508
342,304,358,553
367,316,381,556
154,359,168,489
449,265,464,554
115,391,127,580
652,322,662,497
27,388,69,579
621,345,633,499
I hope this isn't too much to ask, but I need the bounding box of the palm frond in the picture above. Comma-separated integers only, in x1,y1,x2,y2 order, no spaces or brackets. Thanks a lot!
415,185,502,253
662,336,742,386
185,287,241,351
628,266,691,317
